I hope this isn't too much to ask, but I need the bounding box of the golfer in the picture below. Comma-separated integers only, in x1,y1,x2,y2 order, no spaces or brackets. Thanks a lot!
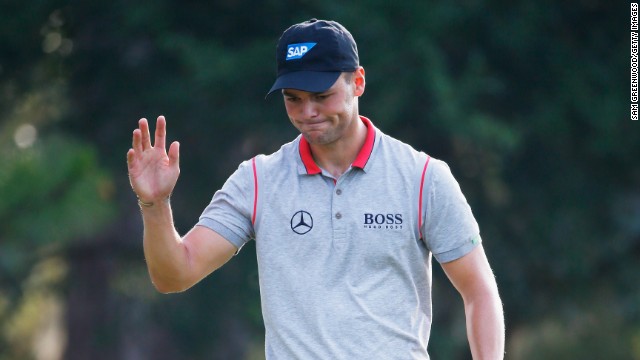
127,18,505,359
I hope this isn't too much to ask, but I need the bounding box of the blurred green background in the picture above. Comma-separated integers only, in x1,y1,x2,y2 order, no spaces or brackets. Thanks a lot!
0,1,637,359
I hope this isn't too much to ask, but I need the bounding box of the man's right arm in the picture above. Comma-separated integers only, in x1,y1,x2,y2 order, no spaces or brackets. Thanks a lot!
127,116,237,293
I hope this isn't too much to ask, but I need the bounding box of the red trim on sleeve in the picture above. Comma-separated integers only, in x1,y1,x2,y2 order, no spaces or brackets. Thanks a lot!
252,157,258,225
352,116,376,169
418,156,431,240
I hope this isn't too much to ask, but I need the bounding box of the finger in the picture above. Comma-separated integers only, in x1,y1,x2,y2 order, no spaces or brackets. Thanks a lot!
155,115,166,150
126,148,135,165
132,128,143,153
168,141,180,169
126,148,138,176
139,118,152,150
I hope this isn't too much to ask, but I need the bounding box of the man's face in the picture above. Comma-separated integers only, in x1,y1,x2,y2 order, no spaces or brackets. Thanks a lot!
282,72,361,146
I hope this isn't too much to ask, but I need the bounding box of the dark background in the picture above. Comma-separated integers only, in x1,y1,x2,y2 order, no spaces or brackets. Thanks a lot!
0,1,637,359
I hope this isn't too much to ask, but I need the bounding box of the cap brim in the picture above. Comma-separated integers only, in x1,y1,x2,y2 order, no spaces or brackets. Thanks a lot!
266,71,341,97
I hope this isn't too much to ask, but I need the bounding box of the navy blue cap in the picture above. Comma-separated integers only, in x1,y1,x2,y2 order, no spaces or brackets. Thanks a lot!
267,19,359,96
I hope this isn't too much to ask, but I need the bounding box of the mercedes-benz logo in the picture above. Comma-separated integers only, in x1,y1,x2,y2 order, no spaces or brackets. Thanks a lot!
290,210,313,235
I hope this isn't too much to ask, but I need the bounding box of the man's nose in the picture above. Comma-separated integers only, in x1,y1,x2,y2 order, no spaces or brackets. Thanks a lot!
300,99,319,119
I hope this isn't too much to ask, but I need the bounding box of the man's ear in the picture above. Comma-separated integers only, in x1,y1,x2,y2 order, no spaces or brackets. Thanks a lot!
354,67,366,97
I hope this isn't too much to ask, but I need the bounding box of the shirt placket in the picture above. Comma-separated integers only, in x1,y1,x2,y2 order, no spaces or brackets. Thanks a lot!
328,170,352,250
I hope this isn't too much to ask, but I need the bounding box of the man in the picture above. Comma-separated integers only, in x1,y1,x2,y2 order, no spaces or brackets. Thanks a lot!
127,19,504,359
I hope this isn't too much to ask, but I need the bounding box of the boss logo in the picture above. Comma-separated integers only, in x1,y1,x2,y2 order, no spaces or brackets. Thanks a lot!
363,213,403,230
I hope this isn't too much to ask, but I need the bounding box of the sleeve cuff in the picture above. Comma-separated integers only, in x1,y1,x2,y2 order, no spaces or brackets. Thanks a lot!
196,218,247,250
433,234,482,263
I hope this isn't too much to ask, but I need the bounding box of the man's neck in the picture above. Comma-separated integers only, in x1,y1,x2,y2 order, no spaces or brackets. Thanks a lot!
309,116,367,179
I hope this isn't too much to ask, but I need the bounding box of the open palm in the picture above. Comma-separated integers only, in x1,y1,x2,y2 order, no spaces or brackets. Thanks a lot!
127,116,180,204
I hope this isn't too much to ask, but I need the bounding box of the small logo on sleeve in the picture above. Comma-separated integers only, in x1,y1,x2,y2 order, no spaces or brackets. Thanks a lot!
286,43,316,60
291,210,313,235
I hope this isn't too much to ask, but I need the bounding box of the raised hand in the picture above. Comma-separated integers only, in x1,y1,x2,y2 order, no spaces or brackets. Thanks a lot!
127,116,180,205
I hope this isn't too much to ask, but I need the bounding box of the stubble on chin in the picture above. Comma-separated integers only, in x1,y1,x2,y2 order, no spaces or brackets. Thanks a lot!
302,131,334,146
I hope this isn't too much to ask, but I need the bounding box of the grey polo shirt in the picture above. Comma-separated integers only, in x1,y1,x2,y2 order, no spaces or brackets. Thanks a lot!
198,116,481,359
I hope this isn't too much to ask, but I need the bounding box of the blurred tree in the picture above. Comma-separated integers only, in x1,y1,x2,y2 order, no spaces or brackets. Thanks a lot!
0,133,116,358
0,3,117,358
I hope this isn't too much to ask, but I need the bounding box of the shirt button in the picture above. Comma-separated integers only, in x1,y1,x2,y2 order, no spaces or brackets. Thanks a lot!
335,212,342,219
336,189,342,195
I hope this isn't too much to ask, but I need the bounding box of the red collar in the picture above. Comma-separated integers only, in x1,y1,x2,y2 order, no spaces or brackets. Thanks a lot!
299,116,376,175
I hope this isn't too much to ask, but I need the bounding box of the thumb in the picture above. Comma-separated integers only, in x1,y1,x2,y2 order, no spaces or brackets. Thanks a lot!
168,141,180,169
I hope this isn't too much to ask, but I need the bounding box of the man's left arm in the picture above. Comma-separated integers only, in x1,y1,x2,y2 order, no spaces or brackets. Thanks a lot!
440,244,505,360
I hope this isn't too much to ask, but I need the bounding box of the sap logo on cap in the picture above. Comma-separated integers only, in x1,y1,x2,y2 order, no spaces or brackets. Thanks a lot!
286,43,316,60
